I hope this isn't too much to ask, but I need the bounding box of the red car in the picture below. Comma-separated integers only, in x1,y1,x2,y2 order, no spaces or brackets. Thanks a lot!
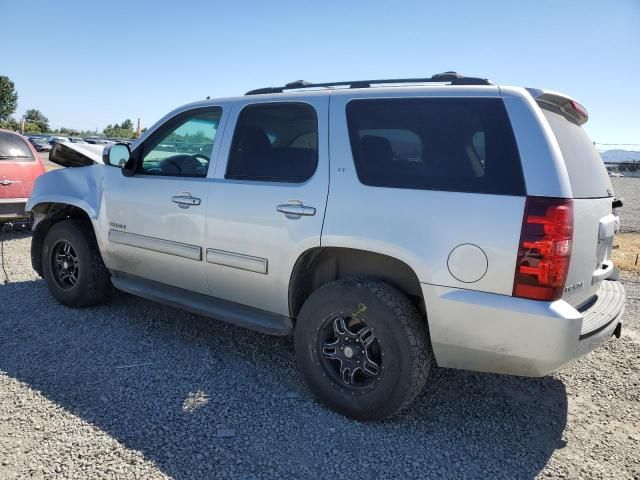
0,129,47,223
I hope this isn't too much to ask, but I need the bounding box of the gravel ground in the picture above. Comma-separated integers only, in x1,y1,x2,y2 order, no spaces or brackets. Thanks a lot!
0,231,639,480
611,177,640,233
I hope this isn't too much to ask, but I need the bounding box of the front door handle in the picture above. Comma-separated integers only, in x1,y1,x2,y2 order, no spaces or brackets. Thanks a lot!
276,203,316,217
172,194,201,208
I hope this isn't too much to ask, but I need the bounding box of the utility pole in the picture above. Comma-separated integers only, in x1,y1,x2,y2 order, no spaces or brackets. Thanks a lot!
19,116,24,135
136,118,141,138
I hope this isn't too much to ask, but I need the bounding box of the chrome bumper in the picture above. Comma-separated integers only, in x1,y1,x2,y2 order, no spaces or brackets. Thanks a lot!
0,198,28,219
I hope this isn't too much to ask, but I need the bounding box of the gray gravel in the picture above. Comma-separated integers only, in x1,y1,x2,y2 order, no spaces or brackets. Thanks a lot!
0,231,639,480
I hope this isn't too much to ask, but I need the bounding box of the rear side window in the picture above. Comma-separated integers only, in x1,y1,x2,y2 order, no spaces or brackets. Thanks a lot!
0,132,35,162
226,103,318,183
346,98,525,196
542,109,612,198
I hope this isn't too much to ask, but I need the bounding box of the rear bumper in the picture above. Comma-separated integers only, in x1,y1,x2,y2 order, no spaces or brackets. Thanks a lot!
423,280,625,376
0,198,29,220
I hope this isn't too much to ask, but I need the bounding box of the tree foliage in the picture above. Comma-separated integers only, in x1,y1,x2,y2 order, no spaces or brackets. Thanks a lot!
24,122,44,134
0,76,18,121
0,117,19,131
24,109,49,132
103,118,135,139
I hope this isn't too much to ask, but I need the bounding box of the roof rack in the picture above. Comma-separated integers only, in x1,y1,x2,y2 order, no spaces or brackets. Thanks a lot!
245,71,492,95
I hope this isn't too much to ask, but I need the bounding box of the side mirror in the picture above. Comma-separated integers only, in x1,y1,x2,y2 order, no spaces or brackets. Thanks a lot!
103,143,131,168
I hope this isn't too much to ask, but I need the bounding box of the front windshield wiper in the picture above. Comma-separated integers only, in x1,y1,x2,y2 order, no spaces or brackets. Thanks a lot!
0,155,33,159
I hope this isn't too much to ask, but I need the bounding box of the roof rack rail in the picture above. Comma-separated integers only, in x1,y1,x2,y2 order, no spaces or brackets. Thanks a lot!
245,72,492,95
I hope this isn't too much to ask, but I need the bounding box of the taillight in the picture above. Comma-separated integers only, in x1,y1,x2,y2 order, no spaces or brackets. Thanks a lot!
513,197,573,301
570,100,588,121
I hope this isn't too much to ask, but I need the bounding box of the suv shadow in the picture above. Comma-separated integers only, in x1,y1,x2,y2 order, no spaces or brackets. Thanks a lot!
0,279,567,479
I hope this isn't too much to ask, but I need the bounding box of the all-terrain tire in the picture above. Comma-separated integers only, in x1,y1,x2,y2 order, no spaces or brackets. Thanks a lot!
294,278,431,421
41,219,111,307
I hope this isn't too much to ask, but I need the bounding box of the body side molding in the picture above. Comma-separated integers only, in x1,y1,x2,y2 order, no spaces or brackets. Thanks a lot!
206,248,268,274
108,229,202,261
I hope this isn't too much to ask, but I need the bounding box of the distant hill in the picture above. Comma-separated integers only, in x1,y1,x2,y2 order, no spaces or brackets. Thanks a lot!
600,149,640,163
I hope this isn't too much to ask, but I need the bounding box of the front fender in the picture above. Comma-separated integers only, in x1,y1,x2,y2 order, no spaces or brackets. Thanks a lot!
26,165,104,219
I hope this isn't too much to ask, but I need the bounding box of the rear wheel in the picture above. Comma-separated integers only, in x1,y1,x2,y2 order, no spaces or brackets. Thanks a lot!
295,278,431,420
42,219,111,307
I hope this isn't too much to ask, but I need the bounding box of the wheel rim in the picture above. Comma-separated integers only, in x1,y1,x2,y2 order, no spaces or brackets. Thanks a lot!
50,240,79,290
317,313,383,390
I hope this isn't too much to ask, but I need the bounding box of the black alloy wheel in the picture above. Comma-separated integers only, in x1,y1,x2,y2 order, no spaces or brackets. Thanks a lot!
50,239,80,290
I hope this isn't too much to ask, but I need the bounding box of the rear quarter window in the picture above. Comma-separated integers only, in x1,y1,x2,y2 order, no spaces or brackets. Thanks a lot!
0,132,35,162
346,98,525,196
542,109,612,199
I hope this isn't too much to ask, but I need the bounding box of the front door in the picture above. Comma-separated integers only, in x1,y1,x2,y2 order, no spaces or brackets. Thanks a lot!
204,96,329,315
102,106,226,295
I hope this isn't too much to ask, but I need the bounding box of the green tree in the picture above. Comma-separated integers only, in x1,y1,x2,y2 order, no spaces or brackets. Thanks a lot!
24,109,49,132
0,117,19,131
56,126,80,136
24,122,43,133
0,76,18,121
103,119,135,139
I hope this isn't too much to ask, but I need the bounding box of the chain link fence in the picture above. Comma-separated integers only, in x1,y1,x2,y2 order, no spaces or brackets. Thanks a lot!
611,178,640,233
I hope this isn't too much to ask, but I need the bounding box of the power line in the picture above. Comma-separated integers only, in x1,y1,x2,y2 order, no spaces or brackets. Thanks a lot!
594,143,640,146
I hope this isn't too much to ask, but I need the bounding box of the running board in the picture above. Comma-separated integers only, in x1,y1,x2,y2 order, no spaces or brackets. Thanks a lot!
110,272,293,336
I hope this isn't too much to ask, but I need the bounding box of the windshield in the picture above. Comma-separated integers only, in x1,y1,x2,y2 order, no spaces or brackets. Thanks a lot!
0,132,35,161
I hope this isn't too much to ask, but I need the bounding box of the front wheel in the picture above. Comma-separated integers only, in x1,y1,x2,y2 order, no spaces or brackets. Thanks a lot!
41,219,111,307
294,279,431,421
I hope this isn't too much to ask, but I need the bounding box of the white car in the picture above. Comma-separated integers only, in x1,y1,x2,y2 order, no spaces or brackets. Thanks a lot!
27,72,626,420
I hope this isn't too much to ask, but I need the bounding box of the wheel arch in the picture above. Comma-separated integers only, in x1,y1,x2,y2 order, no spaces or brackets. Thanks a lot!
288,246,425,319
29,202,96,277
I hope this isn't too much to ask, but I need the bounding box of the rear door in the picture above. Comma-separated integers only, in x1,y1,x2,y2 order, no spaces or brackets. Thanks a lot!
0,131,45,201
541,108,616,307
204,95,329,316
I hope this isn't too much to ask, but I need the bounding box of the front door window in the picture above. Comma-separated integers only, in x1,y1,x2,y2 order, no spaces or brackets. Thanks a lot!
140,108,222,177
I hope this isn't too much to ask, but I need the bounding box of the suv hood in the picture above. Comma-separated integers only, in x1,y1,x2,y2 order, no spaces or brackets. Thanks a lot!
49,141,105,167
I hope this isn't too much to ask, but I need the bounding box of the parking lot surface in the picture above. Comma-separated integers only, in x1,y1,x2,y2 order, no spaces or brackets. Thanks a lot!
0,177,638,479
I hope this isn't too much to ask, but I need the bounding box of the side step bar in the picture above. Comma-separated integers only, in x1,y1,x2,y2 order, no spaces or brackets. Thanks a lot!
111,272,293,336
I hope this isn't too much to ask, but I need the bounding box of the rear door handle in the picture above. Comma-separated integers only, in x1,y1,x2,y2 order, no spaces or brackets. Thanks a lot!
172,194,201,208
276,203,316,217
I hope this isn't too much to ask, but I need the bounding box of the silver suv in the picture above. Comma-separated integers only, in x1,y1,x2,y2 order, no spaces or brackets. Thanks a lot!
27,72,626,420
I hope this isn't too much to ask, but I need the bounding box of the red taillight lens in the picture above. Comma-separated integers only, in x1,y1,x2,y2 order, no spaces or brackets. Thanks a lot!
570,100,588,120
513,197,573,301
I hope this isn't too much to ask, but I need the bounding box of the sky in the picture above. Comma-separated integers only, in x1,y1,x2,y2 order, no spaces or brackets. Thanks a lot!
1,0,639,145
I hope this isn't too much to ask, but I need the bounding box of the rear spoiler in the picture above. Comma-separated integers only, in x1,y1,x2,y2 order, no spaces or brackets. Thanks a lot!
526,88,589,126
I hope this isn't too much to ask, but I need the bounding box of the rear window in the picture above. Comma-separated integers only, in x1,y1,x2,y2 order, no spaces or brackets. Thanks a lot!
346,98,525,196
0,132,35,162
542,109,612,198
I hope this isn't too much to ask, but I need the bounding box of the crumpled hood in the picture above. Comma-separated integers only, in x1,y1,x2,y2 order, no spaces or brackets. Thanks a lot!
49,142,105,167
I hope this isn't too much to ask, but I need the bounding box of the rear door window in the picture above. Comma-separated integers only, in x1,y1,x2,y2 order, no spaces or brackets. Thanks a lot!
226,103,318,183
0,132,35,162
542,109,612,198
346,98,525,196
